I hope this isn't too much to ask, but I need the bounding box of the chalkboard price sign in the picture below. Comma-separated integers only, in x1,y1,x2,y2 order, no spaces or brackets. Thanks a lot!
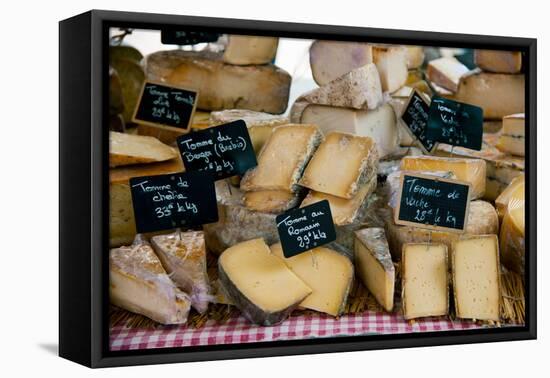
427,97,483,150
177,120,257,180
133,81,198,131
395,173,471,233
130,171,218,234
400,89,437,154
161,30,220,45
276,200,337,258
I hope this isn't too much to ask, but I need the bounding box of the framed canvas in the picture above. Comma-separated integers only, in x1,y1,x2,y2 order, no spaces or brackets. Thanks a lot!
59,10,536,368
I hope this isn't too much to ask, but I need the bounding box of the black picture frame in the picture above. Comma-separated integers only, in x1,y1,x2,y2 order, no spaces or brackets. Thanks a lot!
59,9,537,368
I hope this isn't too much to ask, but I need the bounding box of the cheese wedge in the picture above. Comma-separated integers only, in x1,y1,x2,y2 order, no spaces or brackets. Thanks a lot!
299,132,378,199
151,230,210,313
271,243,354,316
299,103,399,158
442,71,525,120
372,45,408,93
241,124,322,192
379,201,498,261
110,236,191,324
299,64,383,110
300,174,377,225
406,46,425,69
497,113,525,157
495,174,525,221
400,156,486,199
426,57,470,92
474,49,522,74
452,235,501,321
243,190,300,213
145,50,291,113
218,238,312,325
109,131,178,167
402,243,448,319
109,158,185,247
222,35,278,65
310,41,373,86
354,228,395,312
500,183,525,275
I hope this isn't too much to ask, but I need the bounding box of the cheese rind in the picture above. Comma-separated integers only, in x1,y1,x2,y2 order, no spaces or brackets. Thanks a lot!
400,156,486,199
474,50,522,74
299,103,399,159
500,183,525,275
426,57,469,92
151,230,211,313
299,132,378,199
241,124,322,192
402,243,448,319
109,131,178,167
222,35,278,65
145,50,291,113
218,239,312,325
109,236,191,324
271,243,354,316
497,113,525,157
354,228,395,311
243,190,300,213
452,235,501,321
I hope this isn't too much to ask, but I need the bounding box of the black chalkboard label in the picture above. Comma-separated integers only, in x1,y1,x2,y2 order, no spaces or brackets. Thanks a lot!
426,97,483,151
400,89,437,153
133,81,198,131
161,30,220,45
176,120,257,180
276,200,336,258
394,173,471,233
130,171,218,234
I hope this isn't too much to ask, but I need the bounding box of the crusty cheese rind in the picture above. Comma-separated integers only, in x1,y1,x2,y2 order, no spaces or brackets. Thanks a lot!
109,131,178,167
243,190,301,213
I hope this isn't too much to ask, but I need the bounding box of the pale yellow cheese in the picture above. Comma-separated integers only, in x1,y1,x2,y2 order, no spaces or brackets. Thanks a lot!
452,235,500,321
400,156,486,199
426,57,470,92
474,50,522,74
354,228,395,312
299,132,378,199
240,124,322,192
243,190,299,213
372,45,408,93
109,131,178,167
406,46,425,69
495,174,525,221
223,35,278,65
497,113,525,157
402,243,448,319
271,243,354,317
500,183,525,275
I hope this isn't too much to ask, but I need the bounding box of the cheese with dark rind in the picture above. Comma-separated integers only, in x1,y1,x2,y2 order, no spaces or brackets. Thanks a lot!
218,238,312,325
145,50,291,113
452,235,501,321
497,113,525,157
299,132,378,199
271,243,354,316
109,235,191,324
354,228,395,311
109,131,178,167
474,50,522,74
109,57,145,123
151,230,211,313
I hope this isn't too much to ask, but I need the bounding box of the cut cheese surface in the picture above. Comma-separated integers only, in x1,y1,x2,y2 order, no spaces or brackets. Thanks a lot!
406,46,425,69
240,124,321,192
426,57,469,92
474,50,522,74
372,45,408,93
495,174,525,221
110,236,191,324
500,183,525,274
300,103,399,158
218,238,312,325
497,113,525,157
400,156,486,199
151,230,210,313
301,174,376,225
309,40,373,86
271,243,354,316
299,132,378,199
452,235,500,321
402,243,448,319
354,228,395,312
243,190,299,213
222,35,278,65
109,131,178,168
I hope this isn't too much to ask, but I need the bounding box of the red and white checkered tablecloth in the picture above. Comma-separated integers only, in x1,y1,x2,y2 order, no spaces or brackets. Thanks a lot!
110,310,483,351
